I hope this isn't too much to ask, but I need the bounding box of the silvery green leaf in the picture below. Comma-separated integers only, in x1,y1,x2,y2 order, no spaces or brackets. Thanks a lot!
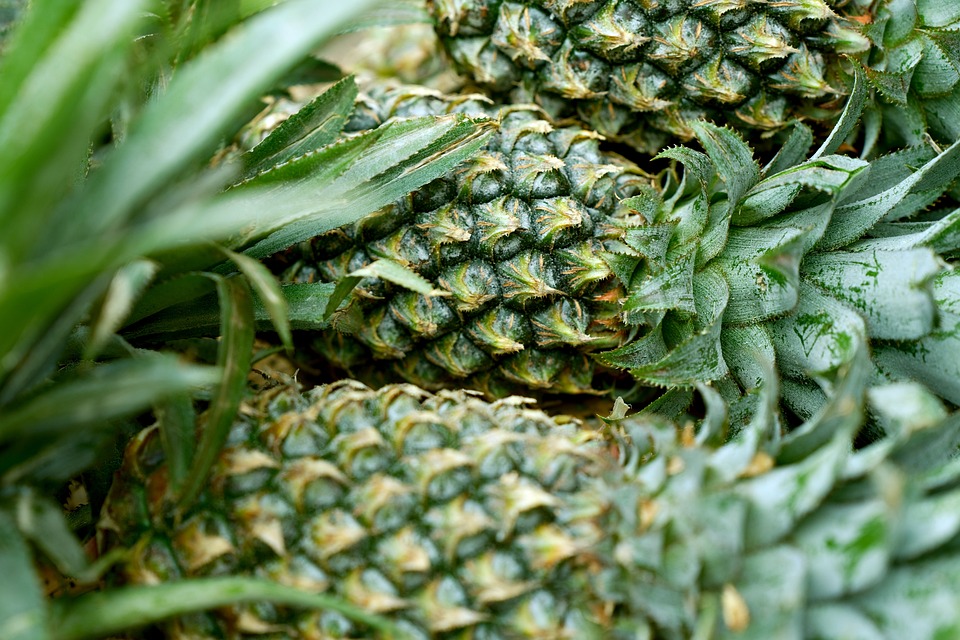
853,553,960,638
780,376,827,422
622,267,729,387
893,487,960,560
867,382,948,441
738,433,847,549
779,346,869,464
804,604,884,640
738,156,868,227
812,67,867,159
872,274,960,404
837,146,935,206
720,324,776,392
818,137,960,249
768,282,866,379
916,0,960,27
801,248,942,341
716,225,809,324
622,249,696,315
912,36,960,96
599,323,669,371
762,121,813,175
719,546,805,640
791,500,891,599
623,223,676,270
690,121,759,211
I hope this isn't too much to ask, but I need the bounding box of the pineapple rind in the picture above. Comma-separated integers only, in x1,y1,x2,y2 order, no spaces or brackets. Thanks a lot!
99,363,960,639
279,86,650,396
428,0,960,151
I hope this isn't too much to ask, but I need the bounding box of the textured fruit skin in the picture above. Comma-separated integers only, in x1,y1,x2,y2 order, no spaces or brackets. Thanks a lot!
98,375,960,639
427,0,960,152
280,86,650,396
98,380,618,639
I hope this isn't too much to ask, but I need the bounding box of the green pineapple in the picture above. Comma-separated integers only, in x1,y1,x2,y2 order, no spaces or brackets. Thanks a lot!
98,357,960,639
428,0,960,152
278,85,650,396
276,84,960,417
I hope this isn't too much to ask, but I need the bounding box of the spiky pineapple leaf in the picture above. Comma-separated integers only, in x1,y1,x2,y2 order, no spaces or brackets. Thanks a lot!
241,75,358,179
762,121,813,175
853,554,960,638
802,248,942,341
612,267,730,386
819,136,960,249
689,121,758,211
812,67,867,159
325,258,443,320
237,114,494,259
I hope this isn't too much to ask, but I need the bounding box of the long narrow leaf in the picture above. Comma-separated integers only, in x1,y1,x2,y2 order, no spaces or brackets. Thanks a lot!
123,281,335,341
49,577,398,640
85,259,158,360
240,115,493,258
156,394,197,498
220,248,291,350
64,0,382,241
177,275,254,511
0,357,220,444
812,67,867,159
0,0,144,250
14,490,92,581
0,277,110,405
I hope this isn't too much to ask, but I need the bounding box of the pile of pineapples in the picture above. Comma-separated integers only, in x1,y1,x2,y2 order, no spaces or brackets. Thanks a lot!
3,1,960,639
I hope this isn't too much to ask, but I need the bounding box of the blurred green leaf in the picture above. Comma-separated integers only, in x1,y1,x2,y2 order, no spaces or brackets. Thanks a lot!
61,0,383,244
85,260,158,360
0,509,47,640
49,576,398,640
157,394,197,498
15,491,94,581
0,357,220,444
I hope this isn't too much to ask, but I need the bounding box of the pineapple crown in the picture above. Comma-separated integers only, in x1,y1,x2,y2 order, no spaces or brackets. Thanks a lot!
597,108,960,419
589,346,960,639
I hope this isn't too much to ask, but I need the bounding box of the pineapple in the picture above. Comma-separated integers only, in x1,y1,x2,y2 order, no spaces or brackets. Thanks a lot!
98,360,960,639
277,84,960,417
428,0,960,152
278,84,651,396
